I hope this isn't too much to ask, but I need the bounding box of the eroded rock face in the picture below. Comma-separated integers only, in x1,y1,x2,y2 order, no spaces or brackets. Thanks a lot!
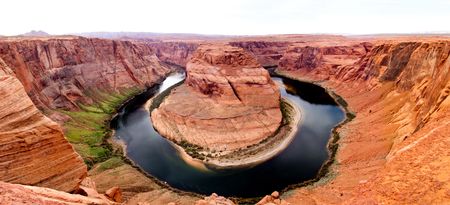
147,41,199,66
152,44,281,152
278,40,450,205
0,37,171,110
0,62,86,192
145,40,290,68
229,41,290,67
278,42,372,79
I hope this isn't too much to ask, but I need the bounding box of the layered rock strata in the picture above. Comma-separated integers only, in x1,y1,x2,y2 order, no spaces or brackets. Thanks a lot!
229,41,290,67
1,34,449,204
151,44,282,152
146,41,199,66
278,42,372,79
0,62,86,192
278,40,450,204
0,36,171,110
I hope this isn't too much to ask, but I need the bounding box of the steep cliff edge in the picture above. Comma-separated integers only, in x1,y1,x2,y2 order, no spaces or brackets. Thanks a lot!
278,42,372,79
0,62,86,192
0,36,172,110
151,44,282,153
147,41,199,66
0,34,448,204
278,40,450,204
143,40,290,68
229,41,290,67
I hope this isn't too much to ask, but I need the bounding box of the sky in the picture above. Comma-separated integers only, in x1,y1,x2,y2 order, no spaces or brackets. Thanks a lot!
1,0,449,36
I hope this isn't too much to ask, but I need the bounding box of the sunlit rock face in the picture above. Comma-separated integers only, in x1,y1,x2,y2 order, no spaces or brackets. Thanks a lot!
0,37,171,110
0,61,86,192
278,39,450,205
277,42,372,79
152,44,282,152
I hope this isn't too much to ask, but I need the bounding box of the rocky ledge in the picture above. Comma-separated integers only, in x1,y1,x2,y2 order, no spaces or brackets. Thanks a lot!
151,44,300,167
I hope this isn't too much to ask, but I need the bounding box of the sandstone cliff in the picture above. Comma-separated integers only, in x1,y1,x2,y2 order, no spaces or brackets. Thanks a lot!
0,61,86,192
278,42,372,79
1,34,449,204
151,44,282,152
145,40,289,68
147,41,199,66
0,36,172,110
337,41,449,130
229,41,290,67
141,40,294,68
278,39,450,204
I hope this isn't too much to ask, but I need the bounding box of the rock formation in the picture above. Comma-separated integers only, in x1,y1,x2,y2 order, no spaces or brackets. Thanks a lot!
141,36,351,69
195,193,236,205
0,36,172,110
277,39,450,204
278,42,372,79
151,44,282,152
0,181,114,205
0,34,449,204
229,41,290,67
147,41,199,66
145,40,289,68
256,191,290,205
0,61,86,192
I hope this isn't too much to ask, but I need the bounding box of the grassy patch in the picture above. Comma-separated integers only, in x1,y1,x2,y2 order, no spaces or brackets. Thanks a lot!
179,140,205,160
97,157,125,172
61,88,142,168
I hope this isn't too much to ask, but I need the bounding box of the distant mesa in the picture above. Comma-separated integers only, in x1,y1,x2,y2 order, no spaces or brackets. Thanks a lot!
20,30,50,37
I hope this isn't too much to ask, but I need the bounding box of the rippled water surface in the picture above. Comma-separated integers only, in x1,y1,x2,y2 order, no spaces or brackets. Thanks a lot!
112,72,344,197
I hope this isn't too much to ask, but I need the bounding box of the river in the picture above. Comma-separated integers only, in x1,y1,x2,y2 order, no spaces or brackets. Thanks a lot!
112,72,344,197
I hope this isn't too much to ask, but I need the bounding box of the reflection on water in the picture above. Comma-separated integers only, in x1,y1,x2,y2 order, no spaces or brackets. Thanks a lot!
113,73,344,197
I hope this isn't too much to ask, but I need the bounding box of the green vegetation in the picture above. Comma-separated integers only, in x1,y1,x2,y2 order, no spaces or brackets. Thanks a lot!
61,88,141,168
178,140,206,160
96,157,125,172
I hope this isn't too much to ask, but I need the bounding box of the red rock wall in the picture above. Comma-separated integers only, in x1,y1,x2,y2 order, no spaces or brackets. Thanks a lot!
278,42,372,79
145,41,199,67
335,41,450,129
278,40,450,204
229,41,290,67
143,41,290,68
0,37,172,110
0,62,87,192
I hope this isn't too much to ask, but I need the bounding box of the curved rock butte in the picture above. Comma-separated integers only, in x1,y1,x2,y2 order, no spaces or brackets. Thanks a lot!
151,44,282,152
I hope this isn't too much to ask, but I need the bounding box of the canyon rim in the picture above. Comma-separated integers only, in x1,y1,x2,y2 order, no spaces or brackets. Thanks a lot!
0,1,449,204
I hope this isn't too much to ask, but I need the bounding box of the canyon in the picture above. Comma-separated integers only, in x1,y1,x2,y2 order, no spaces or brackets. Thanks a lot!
0,34,448,204
276,39,450,204
0,36,172,111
